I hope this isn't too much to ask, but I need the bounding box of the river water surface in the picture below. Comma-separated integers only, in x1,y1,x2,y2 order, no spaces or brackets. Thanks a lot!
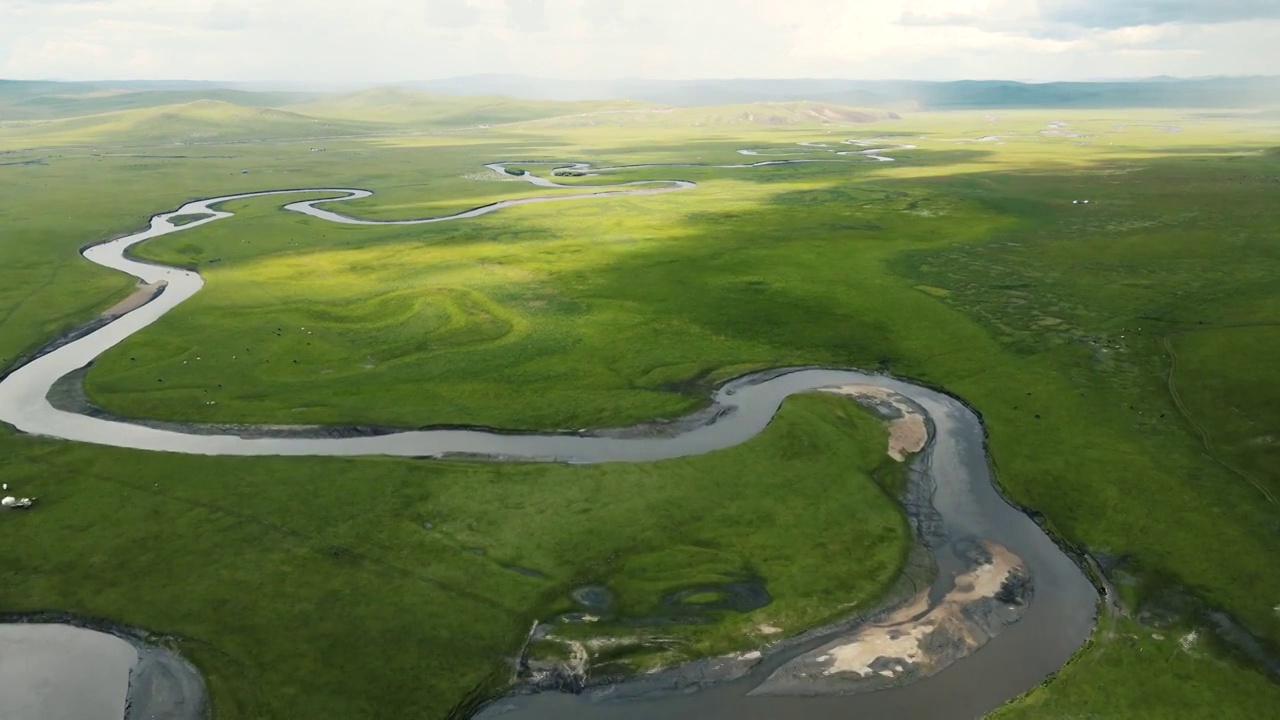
0,625,135,720
0,155,1097,719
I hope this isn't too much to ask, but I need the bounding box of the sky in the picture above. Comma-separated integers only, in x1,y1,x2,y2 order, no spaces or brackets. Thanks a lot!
2,0,1279,83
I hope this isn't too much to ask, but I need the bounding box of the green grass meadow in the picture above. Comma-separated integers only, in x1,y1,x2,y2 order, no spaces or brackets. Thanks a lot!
1,394,906,718
2,97,1280,717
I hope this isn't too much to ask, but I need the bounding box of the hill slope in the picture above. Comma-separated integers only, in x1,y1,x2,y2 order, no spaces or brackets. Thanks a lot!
0,80,317,121
291,86,653,127
0,99,373,148
529,101,899,129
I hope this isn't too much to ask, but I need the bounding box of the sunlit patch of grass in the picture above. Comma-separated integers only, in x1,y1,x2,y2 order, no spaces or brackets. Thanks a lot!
914,284,950,298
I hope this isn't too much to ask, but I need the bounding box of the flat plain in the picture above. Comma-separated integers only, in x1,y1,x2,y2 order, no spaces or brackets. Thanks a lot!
2,91,1279,718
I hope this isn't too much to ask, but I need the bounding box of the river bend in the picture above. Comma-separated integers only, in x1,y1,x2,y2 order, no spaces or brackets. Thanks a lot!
0,152,1097,720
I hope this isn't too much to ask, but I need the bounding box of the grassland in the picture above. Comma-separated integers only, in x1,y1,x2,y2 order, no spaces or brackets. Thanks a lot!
0,81,318,121
2,92,1280,718
0,394,907,718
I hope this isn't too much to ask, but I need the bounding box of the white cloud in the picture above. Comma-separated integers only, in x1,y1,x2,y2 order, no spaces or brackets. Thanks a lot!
0,0,1277,82
422,0,482,29
504,0,546,32
1039,0,1280,29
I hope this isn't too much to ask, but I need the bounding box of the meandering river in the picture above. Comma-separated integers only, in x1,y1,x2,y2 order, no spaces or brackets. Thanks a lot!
0,151,1097,719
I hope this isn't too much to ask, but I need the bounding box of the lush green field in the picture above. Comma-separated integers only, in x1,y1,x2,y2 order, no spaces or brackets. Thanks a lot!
993,616,1280,720
3,94,1280,718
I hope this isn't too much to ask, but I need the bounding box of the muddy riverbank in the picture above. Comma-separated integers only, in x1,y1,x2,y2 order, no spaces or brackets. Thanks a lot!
471,378,1096,720
0,281,166,388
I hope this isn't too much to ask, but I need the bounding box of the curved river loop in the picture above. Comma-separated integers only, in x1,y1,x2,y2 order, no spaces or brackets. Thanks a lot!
0,144,1098,720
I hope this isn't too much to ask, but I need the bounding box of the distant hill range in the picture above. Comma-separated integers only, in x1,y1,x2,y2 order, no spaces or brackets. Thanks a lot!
405,75,1280,110
5,76,1279,120
0,81,901,147
287,86,647,127
2,76,1277,148
0,98,381,147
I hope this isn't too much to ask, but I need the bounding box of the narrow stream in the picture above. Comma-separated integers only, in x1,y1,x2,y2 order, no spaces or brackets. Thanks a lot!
0,151,1097,719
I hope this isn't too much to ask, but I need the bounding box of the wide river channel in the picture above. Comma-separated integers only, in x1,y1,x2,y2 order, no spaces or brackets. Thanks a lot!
0,155,1098,720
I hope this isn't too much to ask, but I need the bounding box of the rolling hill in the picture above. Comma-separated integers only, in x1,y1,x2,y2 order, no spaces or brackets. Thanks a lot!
0,80,317,121
527,101,899,129
289,86,654,127
0,88,900,150
0,99,373,148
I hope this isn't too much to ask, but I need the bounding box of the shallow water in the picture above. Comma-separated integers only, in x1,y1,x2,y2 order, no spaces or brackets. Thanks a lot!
0,155,1097,719
0,624,136,720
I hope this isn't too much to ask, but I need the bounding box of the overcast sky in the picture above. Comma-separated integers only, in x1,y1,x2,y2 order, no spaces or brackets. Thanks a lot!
3,0,1279,83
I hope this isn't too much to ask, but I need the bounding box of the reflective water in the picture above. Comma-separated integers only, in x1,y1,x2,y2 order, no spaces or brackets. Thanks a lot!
0,624,136,720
